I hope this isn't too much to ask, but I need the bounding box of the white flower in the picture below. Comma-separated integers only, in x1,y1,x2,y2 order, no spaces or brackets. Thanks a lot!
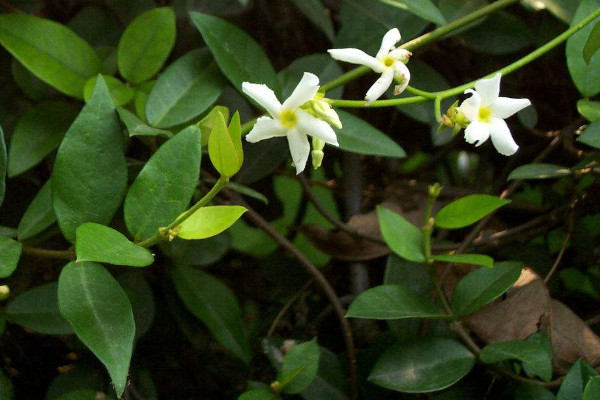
242,72,339,174
327,28,411,104
458,73,531,156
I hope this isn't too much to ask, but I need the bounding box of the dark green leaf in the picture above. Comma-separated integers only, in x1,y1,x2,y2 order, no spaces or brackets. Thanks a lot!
479,341,553,381
0,124,5,207
369,337,475,393
278,53,343,99
567,0,600,97
52,76,127,243
278,339,320,394
0,14,101,98
377,206,424,262
55,390,116,400
537,0,578,23
17,180,56,241
300,346,349,400
557,359,598,400
515,383,555,400
438,0,487,36
347,284,445,319
376,0,446,25
451,261,522,316
177,206,247,240
508,163,572,180
461,12,533,55
83,75,133,106
435,194,510,229
117,270,155,339
238,389,279,400
164,233,231,266
584,20,600,62
58,261,135,396
289,0,335,41
577,99,600,121
11,58,57,101
124,124,201,241
0,369,13,400
117,7,176,83
431,253,493,268
116,107,172,137
578,120,600,149
45,363,106,400
584,376,600,400
0,235,21,278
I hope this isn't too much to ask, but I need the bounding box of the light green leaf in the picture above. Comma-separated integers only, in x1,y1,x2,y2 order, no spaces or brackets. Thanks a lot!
435,194,510,229
75,223,154,267
584,376,600,400
567,0,600,97
0,235,22,278
190,12,280,95
278,339,320,394
8,101,79,177
83,75,133,106
577,99,600,121
289,0,335,41
209,111,243,177
146,48,225,128
451,261,522,316
377,206,425,262
347,284,445,319
369,337,475,392
578,120,600,149
557,359,598,400
124,124,201,241
584,20,600,62
177,205,247,240
170,265,251,363
117,7,176,83
0,14,101,98
17,180,56,241
116,107,172,138
376,0,446,25
198,106,230,146
6,282,73,335
58,261,135,397
335,111,406,158
479,340,553,381
52,76,127,243
431,253,493,268
0,124,5,208
508,163,572,180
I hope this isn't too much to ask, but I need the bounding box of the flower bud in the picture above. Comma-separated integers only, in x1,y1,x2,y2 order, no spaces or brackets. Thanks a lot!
0,285,10,301
308,94,342,129
311,137,326,169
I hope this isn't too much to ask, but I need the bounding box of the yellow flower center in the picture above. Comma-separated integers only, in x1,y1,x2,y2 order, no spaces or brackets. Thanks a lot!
478,106,492,123
280,109,298,129
383,56,395,67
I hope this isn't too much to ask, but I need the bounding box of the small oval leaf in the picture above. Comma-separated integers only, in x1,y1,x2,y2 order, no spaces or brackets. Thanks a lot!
17,180,56,241
377,206,425,263
177,205,247,240
430,253,493,268
278,339,320,394
434,194,510,229
508,163,572,180
0,235,22,278
479,340,553,382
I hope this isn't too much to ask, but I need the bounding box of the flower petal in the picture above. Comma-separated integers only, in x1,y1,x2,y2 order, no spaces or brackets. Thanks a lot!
287,129,310,174
296,109,339,146
282,72,320,109
327,48,382,72
389,48,411,63
392,61,410,95
365,67,395,105
474,73,501,107
491,97,531,119
242,82,282,117
464,120,490,146
458,89,481,122
245,116,287,143
489,117,518,156
376,28,401,59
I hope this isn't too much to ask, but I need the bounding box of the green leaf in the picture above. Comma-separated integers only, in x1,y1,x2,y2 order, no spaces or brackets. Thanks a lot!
300,346,350,400
335,111,406,158
376,0,446,25
578,120,600,149
238,389,279,400
435,194,510,229
6,282,73,335
537,0,578,23
117,270,155,339
584,20,600,62
146,48,225,128
289,0,335,41
209,111,243,177
278,54,343,99
278,339,320,394
369,337,475,393
516,384,556,400
8,101,79,177
431,253,493,268
83,75,133,106
377,206,425,262
584,376,600,400
479,341,553,381
508,163,572,180
170,264,251,363
567,0,600,97
58,261,135,397
577,99,600,121
557,359,598,400
124,124,201,241
451,261,522,316
75,223,154,267
116,107,172,138
0,235,21,278
190,12,280,95
117,7,176,83
52,75,127,243
177,205,247,240
347,284,445,319
0,369,13,400
461,12,533,55
17,180,56,241
0,124,5,208
55,390,116,400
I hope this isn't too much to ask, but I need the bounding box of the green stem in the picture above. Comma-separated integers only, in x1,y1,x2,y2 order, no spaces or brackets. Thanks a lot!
405,85,437,99
22,245,75,260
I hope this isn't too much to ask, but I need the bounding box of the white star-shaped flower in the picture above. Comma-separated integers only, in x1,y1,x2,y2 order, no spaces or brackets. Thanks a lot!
243,72,339,174
327,28,411,104
458,73,531,156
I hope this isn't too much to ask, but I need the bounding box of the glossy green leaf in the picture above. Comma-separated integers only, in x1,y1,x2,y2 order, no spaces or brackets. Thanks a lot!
278,339,320,394
577,99,600,121
190,12,280,95
289,0,335,41
209,111,243,177
584,20,600,62
431,253,493,268
117,7,176,83
75,223,154,267
508,163,572,180
52,76,127,243
461,12,533,55
17,180,56,241
0,124,5,208
515,384,555,400
347,284,445,319
58,261,135,396
435,194,510,229
170,264,251,363
584,376,600,400
567,0,600,97
0,369,13,400
0,235,21,278
83,75,133,106
377,206,425,262
8,101,79,177
451,261,522,316
116,107,172,138
0,14,101,98
146,48,225,128
376,0,446,25
335,111,406,158
124,124,201,241
6,282,73,335
198,106,230,146
238,389,279,400
117,270,155,339
557,359,598,400
578,120,600,149
479,341,553,381
369,337,475,393
177,205,247,240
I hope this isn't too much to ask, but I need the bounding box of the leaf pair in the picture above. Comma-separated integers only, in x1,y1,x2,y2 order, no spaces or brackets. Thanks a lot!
207,110,244,178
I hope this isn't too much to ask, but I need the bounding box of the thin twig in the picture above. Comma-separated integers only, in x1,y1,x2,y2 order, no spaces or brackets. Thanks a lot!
543,230,572,285
21,245,75,260
267,279,313,339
